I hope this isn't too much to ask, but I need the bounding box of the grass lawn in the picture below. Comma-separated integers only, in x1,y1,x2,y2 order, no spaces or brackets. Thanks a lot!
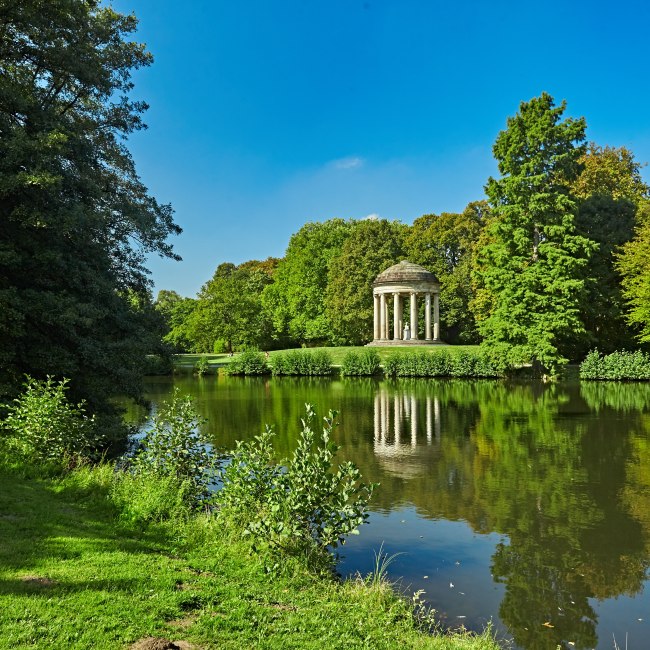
0,467,501,649
174,345,481,370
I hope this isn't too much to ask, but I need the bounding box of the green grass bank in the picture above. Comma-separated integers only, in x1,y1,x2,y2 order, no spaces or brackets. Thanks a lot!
0,466,500,650
174,345,480,372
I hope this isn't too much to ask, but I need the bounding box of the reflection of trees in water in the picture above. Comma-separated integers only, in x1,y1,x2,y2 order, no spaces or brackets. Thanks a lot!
368,381,650,649
142,376,650,650
580,380,650,413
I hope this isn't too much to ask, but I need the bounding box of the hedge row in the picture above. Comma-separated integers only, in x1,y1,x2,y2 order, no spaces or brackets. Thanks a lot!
226,349,270,375
271,350,333,376
382,350,502,378
580,349,650,381
227,349,333,376
340,349,382,376
227,348,504,378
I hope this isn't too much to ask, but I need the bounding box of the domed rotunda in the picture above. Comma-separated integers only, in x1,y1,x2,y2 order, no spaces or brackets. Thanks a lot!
368,260,441,345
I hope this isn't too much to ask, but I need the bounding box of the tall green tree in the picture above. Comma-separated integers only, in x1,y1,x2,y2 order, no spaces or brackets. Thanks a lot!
0,0,180,409
326,219,407,345
262,220,355,346
616,202,650,343
404,201,488,343
569,144,649,353
189,261,275,353
475,93,594,374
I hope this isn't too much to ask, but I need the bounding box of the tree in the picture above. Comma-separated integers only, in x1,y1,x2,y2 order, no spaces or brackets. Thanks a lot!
0,1,180,411
573,143,650,204
325,219,407,345
568,144,649,354
404,201,488,343
189,261,274,353
616,202,650,343
475,93,594,374
262,220,355,346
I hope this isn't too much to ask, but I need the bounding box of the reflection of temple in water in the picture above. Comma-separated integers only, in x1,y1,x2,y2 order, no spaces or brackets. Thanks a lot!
373,389,441,479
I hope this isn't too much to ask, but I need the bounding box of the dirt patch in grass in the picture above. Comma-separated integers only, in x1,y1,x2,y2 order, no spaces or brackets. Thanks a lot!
19,575,57,587
167,614,198,629
130,637,198,650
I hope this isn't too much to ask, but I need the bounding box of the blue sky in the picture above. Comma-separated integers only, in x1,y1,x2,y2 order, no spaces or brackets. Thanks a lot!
111,0,650,297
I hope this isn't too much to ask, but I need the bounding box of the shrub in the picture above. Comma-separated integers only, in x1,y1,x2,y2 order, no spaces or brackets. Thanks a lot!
194,356,210,376
126,391,217,509
580,349,650,380
2,376,100,469
382,350,502,378
341,349,381,376
226,349,271,375
271,350,333,376
216,405,376,563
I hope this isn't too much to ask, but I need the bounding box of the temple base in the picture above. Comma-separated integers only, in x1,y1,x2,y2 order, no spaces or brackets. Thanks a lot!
366,339,446,347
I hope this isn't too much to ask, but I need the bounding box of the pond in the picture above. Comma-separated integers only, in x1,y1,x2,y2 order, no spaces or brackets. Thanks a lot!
132,375,650,650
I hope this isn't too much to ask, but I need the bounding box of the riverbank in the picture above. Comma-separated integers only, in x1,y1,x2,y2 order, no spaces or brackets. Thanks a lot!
0,466,500,649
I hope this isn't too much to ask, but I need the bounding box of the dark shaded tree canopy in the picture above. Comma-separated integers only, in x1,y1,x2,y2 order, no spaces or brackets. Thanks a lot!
0,0,180,408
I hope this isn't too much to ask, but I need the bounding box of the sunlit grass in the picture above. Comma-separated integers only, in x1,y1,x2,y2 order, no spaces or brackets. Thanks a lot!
0,466,501,649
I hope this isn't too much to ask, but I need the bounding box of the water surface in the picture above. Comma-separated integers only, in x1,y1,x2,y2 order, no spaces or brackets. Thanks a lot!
135,375,650,650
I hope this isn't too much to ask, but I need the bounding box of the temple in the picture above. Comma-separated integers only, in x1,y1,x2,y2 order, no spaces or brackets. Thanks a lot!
367,260,442,345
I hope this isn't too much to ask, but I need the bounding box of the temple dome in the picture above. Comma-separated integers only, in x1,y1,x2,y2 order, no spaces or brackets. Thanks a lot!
373,260,438,286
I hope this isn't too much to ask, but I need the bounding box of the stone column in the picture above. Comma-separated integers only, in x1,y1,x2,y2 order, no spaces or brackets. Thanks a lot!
425,292,432,341
433,292,440,341
373,293,380,341
393,293,401,341
379,293,387,340
410,292,419,340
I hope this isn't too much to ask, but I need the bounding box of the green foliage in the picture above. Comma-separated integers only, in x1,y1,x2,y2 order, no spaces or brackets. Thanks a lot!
580,349,650,380
405,201,489,343
573,143,650,204
127,391,217,508
326,219,407,345
2,376,100,469
0,0,180,410
341,349,382,376
476,93,594,375
271,350,333,376
110,471,193,524
226,349,271,375
382,350,502,378
616,202,650,342
571,195,637,355
142,354,173,376
217,406,375,562
263,220,355,346
213,338,228,353
186,262,276,353
194,356,210,376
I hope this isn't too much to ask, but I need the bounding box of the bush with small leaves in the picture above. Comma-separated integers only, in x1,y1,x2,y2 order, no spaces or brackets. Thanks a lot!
580,349,650,380
2,376,100,470
226,349,271,375
382,350,502,378
216,405,376,564
341,349,381,376
127,391,217,508
271,350,333,376
194,356,210,376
